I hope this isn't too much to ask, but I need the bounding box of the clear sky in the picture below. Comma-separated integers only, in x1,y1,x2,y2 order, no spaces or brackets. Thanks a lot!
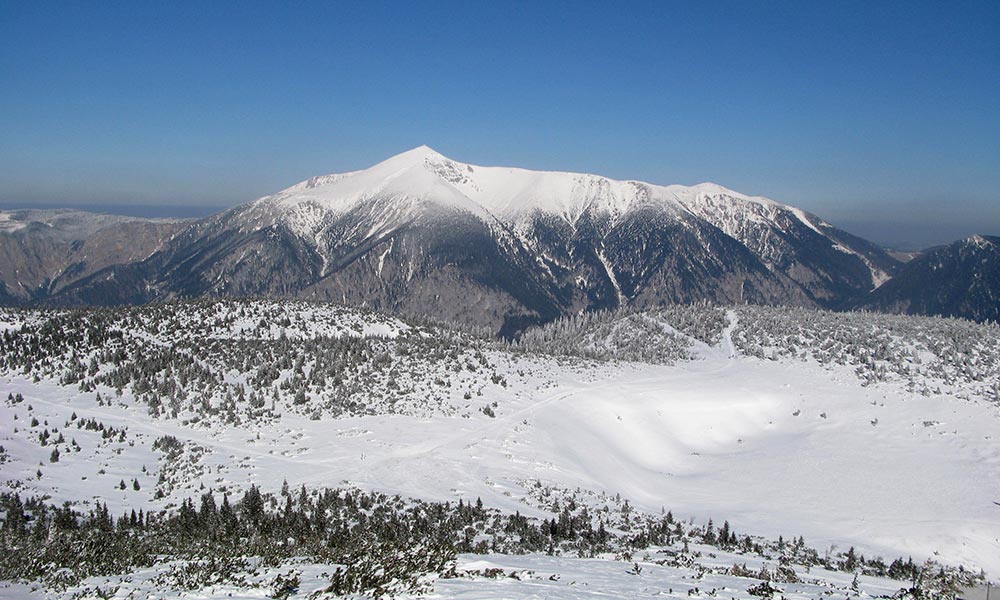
1,0,997,248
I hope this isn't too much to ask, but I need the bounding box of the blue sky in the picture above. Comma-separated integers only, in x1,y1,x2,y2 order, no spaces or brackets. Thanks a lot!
1,0,997,248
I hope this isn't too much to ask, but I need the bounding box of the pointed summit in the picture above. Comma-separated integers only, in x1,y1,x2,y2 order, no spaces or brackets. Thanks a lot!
377,145,448,169
411,144,444,157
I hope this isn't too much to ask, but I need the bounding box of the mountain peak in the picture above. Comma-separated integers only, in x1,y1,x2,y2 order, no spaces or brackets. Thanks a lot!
380,145,448,167
689,181,749,199
270,148,837,235
690,182,741,196
964,234,996,247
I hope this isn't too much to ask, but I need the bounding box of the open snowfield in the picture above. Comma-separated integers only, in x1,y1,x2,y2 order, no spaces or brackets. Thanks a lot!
1,301,998,597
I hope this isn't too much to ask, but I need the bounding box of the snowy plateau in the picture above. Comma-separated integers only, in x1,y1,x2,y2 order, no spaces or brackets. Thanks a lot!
0,299,998,599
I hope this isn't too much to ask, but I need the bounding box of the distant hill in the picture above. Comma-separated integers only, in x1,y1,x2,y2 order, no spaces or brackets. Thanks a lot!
0,208,186,303
856,235,1000,322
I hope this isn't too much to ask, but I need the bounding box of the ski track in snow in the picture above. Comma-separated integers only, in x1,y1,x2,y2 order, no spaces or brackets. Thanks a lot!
722,309,738,359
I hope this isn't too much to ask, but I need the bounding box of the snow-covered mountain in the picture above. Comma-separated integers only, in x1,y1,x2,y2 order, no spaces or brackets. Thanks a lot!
857,234,1000,322
43,147,899,335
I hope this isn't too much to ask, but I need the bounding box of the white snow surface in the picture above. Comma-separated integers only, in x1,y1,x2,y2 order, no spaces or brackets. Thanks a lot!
0,211,28,233
0,547,915,600
1,302,998,582
232,146,893,288
251,146,811,234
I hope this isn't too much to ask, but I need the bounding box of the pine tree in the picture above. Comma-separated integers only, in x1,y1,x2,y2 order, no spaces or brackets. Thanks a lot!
719,520,731,548
703,518,716,544
844,546,859,572
220,493,238,534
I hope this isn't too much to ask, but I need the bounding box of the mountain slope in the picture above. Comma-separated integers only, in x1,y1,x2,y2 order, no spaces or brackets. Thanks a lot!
857,234,1000,322
1,300,997,579
35,147,899,332
0,209,186,303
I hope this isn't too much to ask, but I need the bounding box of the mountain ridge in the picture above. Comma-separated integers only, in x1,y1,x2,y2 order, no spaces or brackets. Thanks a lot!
0,208,187,303
10,147,993,333
857,234,1000,322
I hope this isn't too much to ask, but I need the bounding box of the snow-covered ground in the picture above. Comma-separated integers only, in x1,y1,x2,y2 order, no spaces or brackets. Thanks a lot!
1,300,997,597
0,546,914,600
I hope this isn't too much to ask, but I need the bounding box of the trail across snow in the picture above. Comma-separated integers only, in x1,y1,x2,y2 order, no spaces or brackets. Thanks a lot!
722,309,738,358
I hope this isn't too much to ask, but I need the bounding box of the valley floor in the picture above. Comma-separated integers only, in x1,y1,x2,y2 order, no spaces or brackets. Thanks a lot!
1,302,997,597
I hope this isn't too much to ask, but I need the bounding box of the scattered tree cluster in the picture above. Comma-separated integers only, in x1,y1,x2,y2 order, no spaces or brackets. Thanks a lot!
0,483,983,598
0,300,523,425
516,478,982,594
514,304,728,363
732,306,1000,403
